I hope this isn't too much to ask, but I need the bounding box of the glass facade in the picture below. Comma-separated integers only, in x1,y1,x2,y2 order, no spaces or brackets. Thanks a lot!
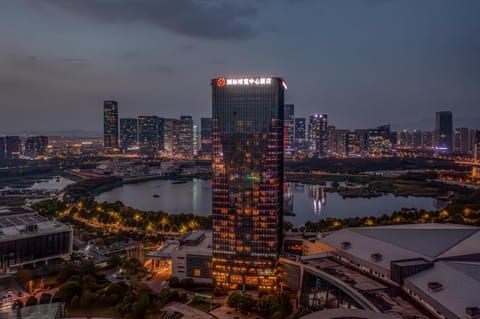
434,111,453,154
284,104,295,159
309,114,328,157
5,136,21,159
211,77,285,291
103,100,119,149
138,116,159,155
201,117,213,157
0,231,71,271
24,136,48,158
120,118,138,151
173,116,193,158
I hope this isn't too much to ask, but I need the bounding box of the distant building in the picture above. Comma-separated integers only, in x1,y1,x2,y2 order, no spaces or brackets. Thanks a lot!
326,125,336,155
334,129,350,156
200,117,213,157
0,137,6,160
0,206,73,274
138,116,159,155
453,128,470,155
5,136,21,159
367,136,392,156
434,111,453,155
103,100,119,149
211,76,284,291
173,116,193,158
163,119,174,155
157,117,165,152
309,114,328,157
295,117,306,140
24,136,48,158
119,118,138,151
284,104,295,159
422,131,433,148
193,124,200,156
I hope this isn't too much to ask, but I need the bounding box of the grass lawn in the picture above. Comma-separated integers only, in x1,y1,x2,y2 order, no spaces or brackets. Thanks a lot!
65,306,120,318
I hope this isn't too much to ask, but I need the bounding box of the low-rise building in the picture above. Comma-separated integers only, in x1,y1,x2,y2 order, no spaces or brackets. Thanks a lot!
0,206,73,274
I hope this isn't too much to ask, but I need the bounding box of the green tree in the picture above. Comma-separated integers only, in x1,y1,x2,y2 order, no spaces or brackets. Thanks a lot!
58,281,82,304
227,291,243,309
25,296,38,307
107,254,122,268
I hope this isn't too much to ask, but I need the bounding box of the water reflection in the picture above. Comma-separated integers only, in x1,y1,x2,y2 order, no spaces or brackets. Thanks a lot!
306,185,326,215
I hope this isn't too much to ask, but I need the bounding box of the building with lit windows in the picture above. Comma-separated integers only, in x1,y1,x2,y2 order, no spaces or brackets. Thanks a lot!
284,104,295,159
173,116,193,158
193,124,200,156
0,137,4,160
434,111,453,155
211,76,285,291
309,114,328,157
103,100,119,150
120,118,138,151
138,116,159,155
5,136,21,159
200,117,213,157
24,136,48,158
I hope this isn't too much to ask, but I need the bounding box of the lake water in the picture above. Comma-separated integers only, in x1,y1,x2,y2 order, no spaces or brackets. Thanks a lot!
95,179,440,226
31,176,74,191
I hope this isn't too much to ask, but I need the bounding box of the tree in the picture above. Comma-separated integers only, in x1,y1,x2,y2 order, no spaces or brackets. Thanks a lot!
25,296,38,307
16,268,34,284
107,254,122,268
39,293,52,304
58,281,82,304
80,289,91,307
70,295,80,309
239,293,255,313
168,277,180,288
227,291,243,309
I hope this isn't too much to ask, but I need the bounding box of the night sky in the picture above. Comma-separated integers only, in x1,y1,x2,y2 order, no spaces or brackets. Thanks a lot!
1,0,480,134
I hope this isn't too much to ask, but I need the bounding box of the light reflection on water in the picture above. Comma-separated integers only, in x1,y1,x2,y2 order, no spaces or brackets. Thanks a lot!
95,179,439,226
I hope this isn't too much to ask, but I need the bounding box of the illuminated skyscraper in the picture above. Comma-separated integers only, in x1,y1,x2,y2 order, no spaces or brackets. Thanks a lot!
284,104,294,159
173,116,193,158
25,136,48,158
138,116,159,155
120,118,138,151
193,124,200,156
200,117,213,157
434,111,453,155
5,136,21,159
0,137,5,160
211,76,285,291
103,100,119,149
308,114,328,157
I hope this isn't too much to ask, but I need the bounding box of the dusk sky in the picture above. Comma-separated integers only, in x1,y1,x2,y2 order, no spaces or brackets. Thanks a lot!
1,0,479,134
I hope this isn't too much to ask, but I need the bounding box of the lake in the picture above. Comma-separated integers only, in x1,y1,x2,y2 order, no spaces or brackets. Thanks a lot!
95,179,441,226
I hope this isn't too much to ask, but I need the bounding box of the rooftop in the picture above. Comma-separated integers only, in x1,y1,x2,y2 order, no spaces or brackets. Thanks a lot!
405,261,480,319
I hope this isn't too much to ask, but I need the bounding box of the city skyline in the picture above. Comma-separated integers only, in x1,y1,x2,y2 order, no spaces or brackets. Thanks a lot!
1,1,480,133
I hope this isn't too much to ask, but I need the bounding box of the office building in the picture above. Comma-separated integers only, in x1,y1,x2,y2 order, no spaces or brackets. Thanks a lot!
309,114,328,157
211,76,285,291
200,117,213,157
0,137,5,160
0,206,73,274
193,124,200,156
326,125,336,154
434,111,453,155
119,118,138,151
103,100,119,149
172,116,193,158
284,104,295,159
334,129,350,156
295,118,306,140
5,136,21,159
138,116,159,155
453,128,470,155
24,136,48,158
157,117,165,152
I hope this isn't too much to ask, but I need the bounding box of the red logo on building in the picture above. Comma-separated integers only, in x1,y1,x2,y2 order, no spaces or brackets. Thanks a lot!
217,77,226,87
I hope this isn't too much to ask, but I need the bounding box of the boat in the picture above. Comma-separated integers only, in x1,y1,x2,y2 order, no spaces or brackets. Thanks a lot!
153,194,160,198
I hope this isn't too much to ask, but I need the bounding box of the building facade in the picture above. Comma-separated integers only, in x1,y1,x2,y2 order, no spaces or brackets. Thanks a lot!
172,116,193,158
5,136,21,159
200,117,213,157
24,136,48,158
308,114,328,157
103,100,119,149
120,118,138,151
138,116,159,155
284,104,295,159
434,111,453,155
211,76,285,291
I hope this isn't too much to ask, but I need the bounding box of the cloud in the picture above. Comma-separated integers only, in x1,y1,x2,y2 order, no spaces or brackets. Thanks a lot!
36,0,258,40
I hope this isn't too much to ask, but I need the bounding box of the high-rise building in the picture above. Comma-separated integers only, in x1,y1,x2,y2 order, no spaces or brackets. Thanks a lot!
138,116,159,155
308,114,328,157
172,116,193,158
103,100,119,149
454,128,470,155
163,119,174,155
193,124,200,156
0,137,5,160
334,129,350,156
294,118,306,140
157,118,165,152
24,136,48,158
211,76,285,291
284,104,294,159
200,117,213,157
120,118,138,151
434,111,453,155
422,131,433,148
5,136,21,159
326,125,336,154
